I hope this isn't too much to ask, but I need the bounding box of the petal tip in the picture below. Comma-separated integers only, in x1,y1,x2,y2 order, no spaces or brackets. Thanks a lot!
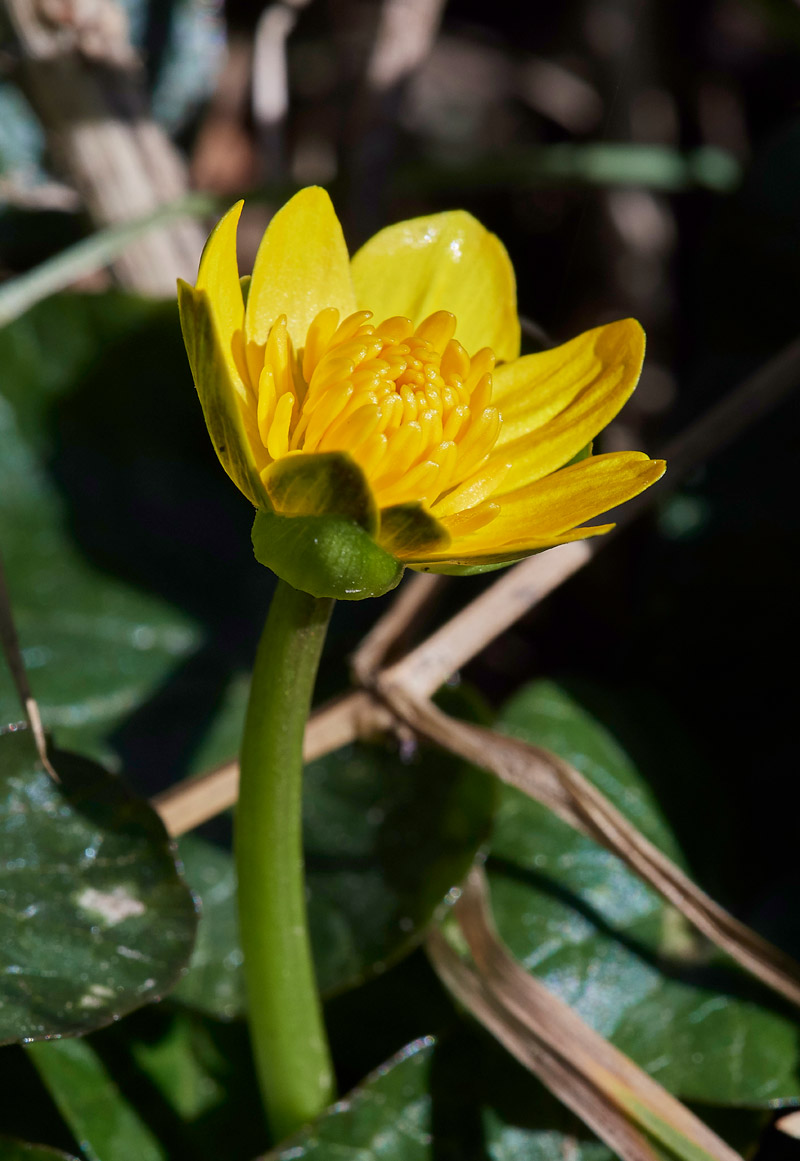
197,201,245,293
604,316,646,359
283,185,336,215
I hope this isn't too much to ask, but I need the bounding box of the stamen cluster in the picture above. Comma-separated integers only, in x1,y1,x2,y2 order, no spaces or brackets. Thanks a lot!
245,308,503,512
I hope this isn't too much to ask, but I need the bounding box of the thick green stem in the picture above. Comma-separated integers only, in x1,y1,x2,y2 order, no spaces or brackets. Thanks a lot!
236,578,335,1141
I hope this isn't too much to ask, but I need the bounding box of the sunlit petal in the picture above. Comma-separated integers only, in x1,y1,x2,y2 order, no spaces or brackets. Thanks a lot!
195,200,248,397
491,319,646,489
178,281,269,508
246,187,357,350
351,210,520,361
434,451,664,560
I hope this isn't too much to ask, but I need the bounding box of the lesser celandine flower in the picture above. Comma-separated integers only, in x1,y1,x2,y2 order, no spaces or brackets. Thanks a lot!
177,188,666,1142
178,187,665,599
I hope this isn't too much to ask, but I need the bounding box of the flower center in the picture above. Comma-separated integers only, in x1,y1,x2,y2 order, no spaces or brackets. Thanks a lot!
251,307,503,511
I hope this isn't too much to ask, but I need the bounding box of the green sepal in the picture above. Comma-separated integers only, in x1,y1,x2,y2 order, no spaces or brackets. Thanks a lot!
263,451,378,534
378,502,450,557
252,509,403,600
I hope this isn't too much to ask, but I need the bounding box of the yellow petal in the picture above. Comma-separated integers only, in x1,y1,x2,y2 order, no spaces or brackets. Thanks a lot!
195,200,248,398
443,451,664,558
491,319,646,489
406,522,615,569
501,448,664,527
178,281,269,508
351,210,520,362
431,459,512,519
245,187,357,351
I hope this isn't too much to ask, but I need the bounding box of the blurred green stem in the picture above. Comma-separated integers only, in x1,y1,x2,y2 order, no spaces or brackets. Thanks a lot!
236,578,335,1140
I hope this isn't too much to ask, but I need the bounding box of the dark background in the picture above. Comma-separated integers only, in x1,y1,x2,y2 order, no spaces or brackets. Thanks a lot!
1,0,799,1157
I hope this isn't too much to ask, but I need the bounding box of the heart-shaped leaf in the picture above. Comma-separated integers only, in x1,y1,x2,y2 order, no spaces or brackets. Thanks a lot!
0,727,197,1043
488,681,800,1105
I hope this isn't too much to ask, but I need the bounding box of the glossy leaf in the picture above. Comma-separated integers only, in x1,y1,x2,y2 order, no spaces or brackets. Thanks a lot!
268,1032,757,1161
0,727,197,1043
175,736,495,1017
269,1037,436,1159
172,838,242,1018
488,681,800,1105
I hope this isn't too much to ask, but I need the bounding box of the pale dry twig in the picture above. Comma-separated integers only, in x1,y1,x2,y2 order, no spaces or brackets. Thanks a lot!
385,690,800,1009
427,867,742,1161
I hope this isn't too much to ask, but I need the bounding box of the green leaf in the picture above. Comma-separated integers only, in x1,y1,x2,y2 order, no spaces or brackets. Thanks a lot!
488,681,800,1106
26,1038,166,1161
269,1038,436,1159
268,1032,757,1161
252,509,404,600
129,1009,230,1122
0,727,197,1043
175,736,495,1017
0,1144,80,1161
0,294,209,765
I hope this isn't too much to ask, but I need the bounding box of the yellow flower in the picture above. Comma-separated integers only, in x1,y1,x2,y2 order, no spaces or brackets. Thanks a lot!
178,188,665,598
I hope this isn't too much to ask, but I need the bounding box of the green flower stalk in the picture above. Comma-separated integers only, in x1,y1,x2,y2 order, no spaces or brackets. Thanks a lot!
236,581,334,1139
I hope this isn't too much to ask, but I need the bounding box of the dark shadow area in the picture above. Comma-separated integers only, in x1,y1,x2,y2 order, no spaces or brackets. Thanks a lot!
429,1024,612,1161
0,1046,82,1158
91,1005,266,1161
44,300,267,794
326,947,453,1094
